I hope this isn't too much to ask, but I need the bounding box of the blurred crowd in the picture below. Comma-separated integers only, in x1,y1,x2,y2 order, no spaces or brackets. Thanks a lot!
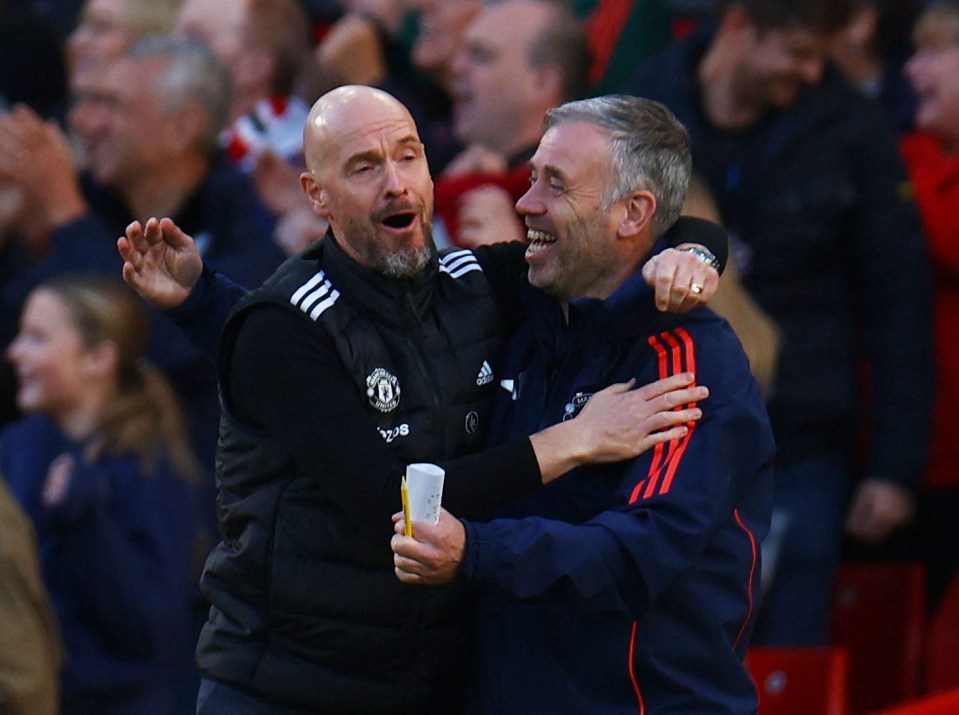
0,0,956,713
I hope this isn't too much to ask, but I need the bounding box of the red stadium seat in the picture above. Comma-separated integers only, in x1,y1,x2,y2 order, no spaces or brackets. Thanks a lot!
924,575,959,695
830,563,926,714
867,688,959,715
747,646,850,715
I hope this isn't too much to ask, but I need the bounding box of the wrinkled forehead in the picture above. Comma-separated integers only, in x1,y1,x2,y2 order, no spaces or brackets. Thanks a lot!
307,97,421,165
532,121,611,173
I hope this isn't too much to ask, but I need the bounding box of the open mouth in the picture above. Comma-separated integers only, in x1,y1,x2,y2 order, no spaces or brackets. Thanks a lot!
382,212,416,230
526,228,556,254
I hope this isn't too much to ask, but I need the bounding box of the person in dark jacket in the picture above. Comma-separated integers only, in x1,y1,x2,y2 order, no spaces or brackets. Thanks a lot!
117,85,722,714
2,274,202,715
624,0,934,646
392,95,773,714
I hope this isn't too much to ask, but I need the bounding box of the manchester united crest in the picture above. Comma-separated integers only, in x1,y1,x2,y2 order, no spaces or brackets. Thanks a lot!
366,367,401,412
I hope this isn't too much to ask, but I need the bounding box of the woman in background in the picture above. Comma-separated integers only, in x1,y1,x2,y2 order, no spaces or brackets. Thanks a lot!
1,273,201,715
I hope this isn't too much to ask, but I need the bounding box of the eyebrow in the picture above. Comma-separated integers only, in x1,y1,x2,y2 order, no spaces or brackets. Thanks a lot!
345,136,423,167
529,161,567,185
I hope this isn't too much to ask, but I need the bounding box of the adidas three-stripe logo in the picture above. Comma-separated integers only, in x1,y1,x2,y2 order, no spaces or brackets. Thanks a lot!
476,360,494,386
440,249,482,278
290,271,340,321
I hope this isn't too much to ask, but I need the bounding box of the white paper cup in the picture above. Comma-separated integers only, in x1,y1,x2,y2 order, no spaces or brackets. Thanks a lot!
405,463,445,525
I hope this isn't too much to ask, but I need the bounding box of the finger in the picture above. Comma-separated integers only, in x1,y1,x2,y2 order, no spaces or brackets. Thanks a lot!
646,407,703,431
636,372,696,400
642,424,689,449
654,262,679,311
121,261,140,287
159,216,195,249
394,566,420,584
652,385,709,409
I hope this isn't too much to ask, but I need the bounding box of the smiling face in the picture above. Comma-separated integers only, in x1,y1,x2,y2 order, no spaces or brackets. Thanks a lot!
6,290,91,422
516,121,628,302
301,87,436,278
905,8,959,147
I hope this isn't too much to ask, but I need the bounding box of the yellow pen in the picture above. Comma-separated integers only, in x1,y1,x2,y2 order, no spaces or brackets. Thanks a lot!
400,476,413,537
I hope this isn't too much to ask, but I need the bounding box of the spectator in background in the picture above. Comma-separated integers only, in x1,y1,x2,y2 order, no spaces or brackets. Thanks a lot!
313,0,481,180
0,35,286,468
2,274,201,715
0,476,62,715
627,0,934,646
66,0,182,96
436,0,590,249
829,0,920,133
901,0,959,616
176,0,326,255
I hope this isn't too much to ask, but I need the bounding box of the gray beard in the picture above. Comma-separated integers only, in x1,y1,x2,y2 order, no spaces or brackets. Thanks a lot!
377,245,433,278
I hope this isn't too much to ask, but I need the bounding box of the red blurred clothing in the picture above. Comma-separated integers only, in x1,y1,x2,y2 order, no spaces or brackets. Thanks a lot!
433,165,531,247
900,133,959,488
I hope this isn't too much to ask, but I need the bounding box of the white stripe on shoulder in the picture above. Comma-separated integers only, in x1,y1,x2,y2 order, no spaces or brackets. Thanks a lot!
439,249,483,278
290,271,340,320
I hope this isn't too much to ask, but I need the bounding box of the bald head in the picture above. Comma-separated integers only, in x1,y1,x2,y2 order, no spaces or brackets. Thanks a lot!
303,85,420,175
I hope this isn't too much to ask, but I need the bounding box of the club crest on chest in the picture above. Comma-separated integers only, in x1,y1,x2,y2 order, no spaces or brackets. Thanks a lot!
367,367,401,412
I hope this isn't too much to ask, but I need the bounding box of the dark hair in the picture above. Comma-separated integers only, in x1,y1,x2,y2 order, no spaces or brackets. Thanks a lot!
721,0,851,34
247,0,313,96
527,0,592,103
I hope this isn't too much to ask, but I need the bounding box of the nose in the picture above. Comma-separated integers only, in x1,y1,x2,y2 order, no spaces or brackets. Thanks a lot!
383,160,410,197
515,182,543,217
904,52,923,86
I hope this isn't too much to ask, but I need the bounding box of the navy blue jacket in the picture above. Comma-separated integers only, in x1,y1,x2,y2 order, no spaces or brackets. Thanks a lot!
0,414,200,715
626,29,933,487
461,261,775,714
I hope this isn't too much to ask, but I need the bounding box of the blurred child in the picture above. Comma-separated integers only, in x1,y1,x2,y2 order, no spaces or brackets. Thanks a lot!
1,273,202,715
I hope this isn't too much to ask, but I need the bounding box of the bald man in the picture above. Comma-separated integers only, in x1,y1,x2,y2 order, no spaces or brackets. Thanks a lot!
121,85,721,713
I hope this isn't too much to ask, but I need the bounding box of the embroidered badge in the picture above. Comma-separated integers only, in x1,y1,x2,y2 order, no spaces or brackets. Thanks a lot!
562,392,594,422
366,368,401,412
465,410,480,434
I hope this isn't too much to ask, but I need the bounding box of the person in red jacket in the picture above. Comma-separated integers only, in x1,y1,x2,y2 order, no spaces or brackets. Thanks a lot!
901,0,959,613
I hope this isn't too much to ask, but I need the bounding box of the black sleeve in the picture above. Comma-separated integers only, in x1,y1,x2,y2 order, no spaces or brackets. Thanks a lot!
227,305,542,532
472,241,529,332
667,216,729,273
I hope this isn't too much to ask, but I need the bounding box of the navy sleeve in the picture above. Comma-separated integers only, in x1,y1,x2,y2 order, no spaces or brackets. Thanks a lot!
463,324,774,617
31,447,197,666
165,268,249,361
847,112,934,487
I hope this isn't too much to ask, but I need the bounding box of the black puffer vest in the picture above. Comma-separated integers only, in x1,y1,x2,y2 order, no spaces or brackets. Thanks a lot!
196,236,507,713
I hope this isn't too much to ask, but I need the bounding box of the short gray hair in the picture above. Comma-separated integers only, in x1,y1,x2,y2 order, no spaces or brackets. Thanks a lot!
542,95,692,237
128,34,234,154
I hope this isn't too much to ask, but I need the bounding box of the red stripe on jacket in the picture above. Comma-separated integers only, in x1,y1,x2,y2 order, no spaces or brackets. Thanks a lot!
732,509,759,650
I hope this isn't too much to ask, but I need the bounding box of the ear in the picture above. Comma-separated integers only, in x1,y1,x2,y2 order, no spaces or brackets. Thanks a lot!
531,64,563,106
616,190,656,241
300,171,332,219
234,48,274,99
82,341,119,381
164,100,206,154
